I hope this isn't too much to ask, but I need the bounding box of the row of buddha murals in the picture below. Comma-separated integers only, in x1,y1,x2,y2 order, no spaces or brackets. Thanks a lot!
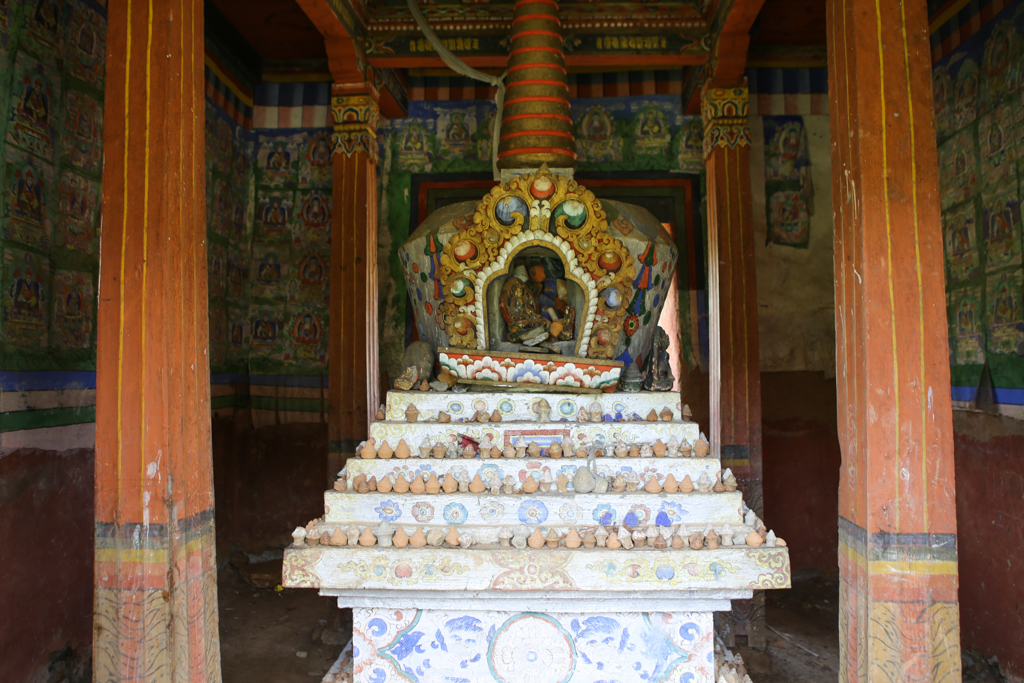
378,97,701,379
385,97,703,177
204,101,332,374
935,0,1024,397
0,0,105,371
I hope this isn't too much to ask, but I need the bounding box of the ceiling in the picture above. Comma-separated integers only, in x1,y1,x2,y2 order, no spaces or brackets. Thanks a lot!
210,0,328,60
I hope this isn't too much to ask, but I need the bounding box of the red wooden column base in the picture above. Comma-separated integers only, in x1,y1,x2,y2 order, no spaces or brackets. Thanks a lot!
702,80,766,649
828,0,961,679
328,86,380,478
93,0,221,680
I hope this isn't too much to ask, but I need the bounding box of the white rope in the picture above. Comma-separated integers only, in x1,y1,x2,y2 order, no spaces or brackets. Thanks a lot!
406,0,506,179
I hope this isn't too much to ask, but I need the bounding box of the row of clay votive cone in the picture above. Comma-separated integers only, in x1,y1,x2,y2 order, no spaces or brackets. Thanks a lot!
339,469,738,495
359,435,711,460
293,522,785,551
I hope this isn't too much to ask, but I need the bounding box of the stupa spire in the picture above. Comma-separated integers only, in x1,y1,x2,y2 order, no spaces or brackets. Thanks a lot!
497,0,577,171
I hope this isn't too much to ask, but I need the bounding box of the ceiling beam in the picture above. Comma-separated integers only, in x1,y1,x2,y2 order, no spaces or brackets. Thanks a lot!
368,53,707,71
294,0,409,118
683,0,766,111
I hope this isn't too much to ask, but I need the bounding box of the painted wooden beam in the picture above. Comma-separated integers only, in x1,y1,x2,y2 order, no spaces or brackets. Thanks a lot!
701,80,766,649
93,0,221,680
826,0,962,678
295,0,408,118
328,87,381,479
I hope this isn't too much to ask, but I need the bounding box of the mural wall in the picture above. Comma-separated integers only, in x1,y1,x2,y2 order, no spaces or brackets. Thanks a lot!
205,75,333,427
934,0,1024,413
0,0,106,453
378,96,703,379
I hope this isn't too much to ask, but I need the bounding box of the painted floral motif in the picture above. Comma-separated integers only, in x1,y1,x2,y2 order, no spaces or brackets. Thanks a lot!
443,502,469,525
341,556,471,587
374,500,402,522
658,501,688,524
480,500,505,521
558,503,582,524
490,615,575,683
518,500,549,525
411,502,435,523
628,503,652,525
592,504,616,526
588,558,740,586
440,352,621,389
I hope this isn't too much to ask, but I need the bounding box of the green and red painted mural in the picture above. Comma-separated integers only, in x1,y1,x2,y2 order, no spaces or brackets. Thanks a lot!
0,0,105,451
934,0,1024,414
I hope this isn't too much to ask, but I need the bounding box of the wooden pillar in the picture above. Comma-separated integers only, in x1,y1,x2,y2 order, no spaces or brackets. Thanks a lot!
827,0,961,679
94,0,221,680
328,86,380,476
702,81,766,648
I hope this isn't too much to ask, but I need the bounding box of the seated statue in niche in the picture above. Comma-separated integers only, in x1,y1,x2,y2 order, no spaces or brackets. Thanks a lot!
499,265,550,345
525,261,575,341
498,260,576,347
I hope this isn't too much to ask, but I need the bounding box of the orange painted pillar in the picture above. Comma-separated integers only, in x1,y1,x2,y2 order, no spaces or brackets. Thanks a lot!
827,0,961,679
94,0,221,680
701,81,766,648
328,85,380,476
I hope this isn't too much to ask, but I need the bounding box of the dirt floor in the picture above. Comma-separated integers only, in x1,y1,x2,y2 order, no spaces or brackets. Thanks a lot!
218,562,1009,683
219,560,351,683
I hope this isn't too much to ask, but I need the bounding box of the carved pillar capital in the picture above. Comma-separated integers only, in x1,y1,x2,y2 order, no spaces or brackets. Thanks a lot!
331,92,380,161
700,81,751,159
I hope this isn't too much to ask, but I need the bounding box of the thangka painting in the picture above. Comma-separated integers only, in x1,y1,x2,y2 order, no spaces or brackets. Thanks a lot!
52,269,92,348
4,146,53,252
981,180,1022,272
943,202,980,284
250,246,288,304
226,247,249,300
249,304,285,360
987,269,1024,356
675,117,703,174
213,117,232,174
61,89,103,173
934,65,954,139
256,133,302,187
23,0,63,64
394,120,434,172
255,190,293,243
210,177,233,239
228,307,250,361
763,116,812,247
951,285,985,366
292,189,331,247
298,131,333,188
283,305,328,364
2,247,48,346
56,171,98,254
980,19,1021,111
953,59,979,131
938,125,978,210
979,101,1020,186
208,242,226,301
7,53,61,160
436,108,477,158
576,103,624,163
64,0,106,88
632,102,673,157
289,249,328,305
209,305,227,365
